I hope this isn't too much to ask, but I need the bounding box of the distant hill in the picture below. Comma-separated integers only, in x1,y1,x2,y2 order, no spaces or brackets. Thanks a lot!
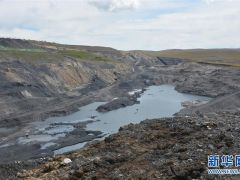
0,38,121,63
0,38,118,52
1,38,240,67
139,49,240,67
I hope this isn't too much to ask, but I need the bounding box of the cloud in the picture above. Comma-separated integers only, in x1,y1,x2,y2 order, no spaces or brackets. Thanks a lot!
89,0,140,12
203,0,234,4
0,0,239,50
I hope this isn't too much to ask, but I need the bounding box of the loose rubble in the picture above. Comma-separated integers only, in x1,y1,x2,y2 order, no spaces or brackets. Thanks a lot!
16,112,240,180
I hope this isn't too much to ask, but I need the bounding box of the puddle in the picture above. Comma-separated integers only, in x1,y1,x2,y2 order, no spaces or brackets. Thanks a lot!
41,142,57,150
17,134,65,144
0,127,18,136
54,137,105,155
44,125,74,135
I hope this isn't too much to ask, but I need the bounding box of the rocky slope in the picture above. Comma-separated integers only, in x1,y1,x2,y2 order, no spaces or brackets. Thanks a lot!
0,38,132,128
17,112,240,180
1,38,240,179
3,38,240,130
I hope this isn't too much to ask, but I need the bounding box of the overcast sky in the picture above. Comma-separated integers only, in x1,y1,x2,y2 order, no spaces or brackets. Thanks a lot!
0,0,239,50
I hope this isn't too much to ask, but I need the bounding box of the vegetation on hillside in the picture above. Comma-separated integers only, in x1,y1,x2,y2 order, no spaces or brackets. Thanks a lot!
1,38,240,67
60,49,112,62
142,49,240,67
0,46,113,63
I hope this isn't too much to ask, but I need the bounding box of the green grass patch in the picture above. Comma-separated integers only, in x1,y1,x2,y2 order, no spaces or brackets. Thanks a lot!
0,48,113,64
61,49,112,62
0,48,64,63
0,41,116,64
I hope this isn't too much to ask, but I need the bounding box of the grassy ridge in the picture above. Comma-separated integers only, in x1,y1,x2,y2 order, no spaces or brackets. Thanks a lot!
0,48,63,63
0,47,113,63
143,49,240,67
1,38,240,67
60,49,112,62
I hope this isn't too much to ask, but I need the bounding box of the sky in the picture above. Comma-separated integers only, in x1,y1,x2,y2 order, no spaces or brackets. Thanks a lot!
0,0,239,50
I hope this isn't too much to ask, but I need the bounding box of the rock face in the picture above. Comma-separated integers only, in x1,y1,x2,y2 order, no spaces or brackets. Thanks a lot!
16,112,240,180
156,57,182,65
96,92,142,112
96,97,138,112
0,39,132,127
0,59,129,124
